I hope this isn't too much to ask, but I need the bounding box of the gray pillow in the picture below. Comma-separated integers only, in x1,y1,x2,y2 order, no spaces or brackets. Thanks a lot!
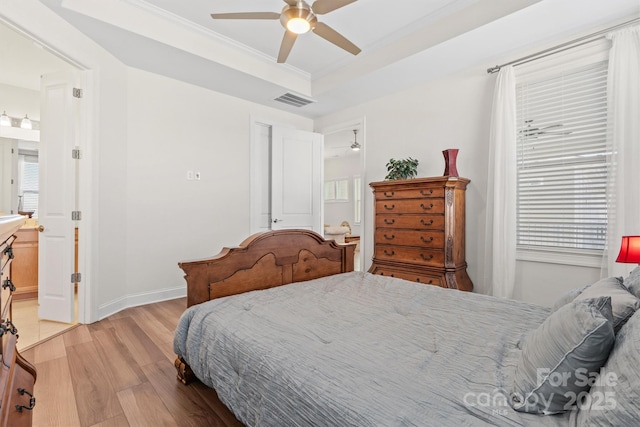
574,276,640,333
623,266,640,299
576,309,640,425
510,297,615,415
551,285,588,313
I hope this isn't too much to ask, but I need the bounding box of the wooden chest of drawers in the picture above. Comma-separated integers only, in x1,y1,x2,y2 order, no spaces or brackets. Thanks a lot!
368,177,473,291
0,216,37,426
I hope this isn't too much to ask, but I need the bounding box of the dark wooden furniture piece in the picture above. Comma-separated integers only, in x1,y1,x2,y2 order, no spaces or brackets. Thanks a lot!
344,235,360,244
175,229,355,384
0,216,37,426
368,176,473,291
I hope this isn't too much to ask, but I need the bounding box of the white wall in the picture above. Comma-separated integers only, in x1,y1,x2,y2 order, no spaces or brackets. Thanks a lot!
0,83,39,121
124,68,313,302
315,65,602,307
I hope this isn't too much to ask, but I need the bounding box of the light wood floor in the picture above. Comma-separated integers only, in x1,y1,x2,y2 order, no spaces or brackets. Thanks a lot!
21,297,243,427
14,297,78,350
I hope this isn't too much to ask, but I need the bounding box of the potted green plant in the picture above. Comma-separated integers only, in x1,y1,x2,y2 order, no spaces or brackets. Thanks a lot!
385,157,419,180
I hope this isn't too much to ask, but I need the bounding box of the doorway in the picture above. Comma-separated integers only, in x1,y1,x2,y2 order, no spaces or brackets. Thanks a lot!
0,20,82,348
321,120,365,271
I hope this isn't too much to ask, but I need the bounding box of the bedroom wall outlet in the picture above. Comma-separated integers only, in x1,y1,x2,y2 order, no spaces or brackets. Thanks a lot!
187,170,194,180
195,172,201,180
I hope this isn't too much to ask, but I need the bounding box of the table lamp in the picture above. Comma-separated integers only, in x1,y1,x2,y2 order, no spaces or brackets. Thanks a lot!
615,235,640,264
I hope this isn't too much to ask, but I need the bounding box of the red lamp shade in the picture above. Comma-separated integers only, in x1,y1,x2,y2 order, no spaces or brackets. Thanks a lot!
615,236,640,263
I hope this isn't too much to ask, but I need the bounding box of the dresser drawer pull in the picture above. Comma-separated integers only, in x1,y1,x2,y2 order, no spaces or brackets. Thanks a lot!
383,218,396,225
383,191,395,198
420,219,434,226
2,246,13,260
379,272,395,278
383,249,395,256
420,203,434,210
15,388,36,413
416,277,434,284
420,253,434,261
383,234,395,240
2,278,15,292
420,236,434,243
420,189,434,196
0,320,18,337
383,204,395,210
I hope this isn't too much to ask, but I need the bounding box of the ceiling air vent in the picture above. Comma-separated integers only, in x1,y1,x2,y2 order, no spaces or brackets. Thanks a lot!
274,92,315,108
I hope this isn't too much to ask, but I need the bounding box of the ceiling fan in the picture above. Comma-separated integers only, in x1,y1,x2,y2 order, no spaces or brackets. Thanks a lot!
211,0,361,64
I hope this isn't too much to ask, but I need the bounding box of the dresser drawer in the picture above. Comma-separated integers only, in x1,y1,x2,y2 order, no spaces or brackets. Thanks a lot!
375,199,445,214
375,229,445,248
374,245,444,267
370,267,443,286
376,214,445,230
1,282,11,322
375,187,445,200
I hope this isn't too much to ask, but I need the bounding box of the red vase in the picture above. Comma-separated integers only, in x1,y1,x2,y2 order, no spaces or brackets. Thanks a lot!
442,149,459,177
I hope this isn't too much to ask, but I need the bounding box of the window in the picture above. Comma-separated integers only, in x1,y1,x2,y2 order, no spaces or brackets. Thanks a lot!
353,176,361,224
18,153,39,217
516,60,609,256
324,178,349,202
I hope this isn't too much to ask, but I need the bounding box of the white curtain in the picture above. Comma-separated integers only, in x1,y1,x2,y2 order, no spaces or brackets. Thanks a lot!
484,66,517,298
603,25,640,278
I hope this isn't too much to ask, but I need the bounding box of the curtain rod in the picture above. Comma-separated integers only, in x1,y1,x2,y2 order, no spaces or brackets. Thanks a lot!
487,17,639,74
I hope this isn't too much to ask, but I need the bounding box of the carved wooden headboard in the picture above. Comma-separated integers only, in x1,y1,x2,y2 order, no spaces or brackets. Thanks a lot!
178,229,356,307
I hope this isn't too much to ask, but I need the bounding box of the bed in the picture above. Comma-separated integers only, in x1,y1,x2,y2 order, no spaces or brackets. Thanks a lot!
174,229,640,426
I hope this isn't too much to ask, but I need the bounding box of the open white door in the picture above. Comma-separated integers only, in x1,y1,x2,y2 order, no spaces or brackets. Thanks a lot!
38,71,79,323
271,126,323,232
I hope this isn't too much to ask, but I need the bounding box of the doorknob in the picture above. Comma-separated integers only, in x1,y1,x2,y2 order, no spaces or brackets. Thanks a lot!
37,225,45,232
272,218,283,223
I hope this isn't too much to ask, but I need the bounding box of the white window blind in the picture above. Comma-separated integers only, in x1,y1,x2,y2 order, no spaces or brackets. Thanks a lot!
516,61,609,252
19,154,39,217
324,178,349,202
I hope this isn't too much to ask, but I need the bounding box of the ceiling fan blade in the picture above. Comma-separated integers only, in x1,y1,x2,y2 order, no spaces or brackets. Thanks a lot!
312,22,360,55
277,31,298,63
311,0,357,15
211,12,280,20
283,0,298,5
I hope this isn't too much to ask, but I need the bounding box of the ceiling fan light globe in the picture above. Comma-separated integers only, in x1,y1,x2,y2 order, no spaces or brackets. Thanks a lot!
281,5,317,34
287,17,311,34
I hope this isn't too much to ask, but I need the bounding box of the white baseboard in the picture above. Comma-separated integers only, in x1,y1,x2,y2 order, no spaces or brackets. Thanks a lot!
98,286,187,321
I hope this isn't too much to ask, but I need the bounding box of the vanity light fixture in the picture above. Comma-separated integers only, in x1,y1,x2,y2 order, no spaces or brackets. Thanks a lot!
350,129,360,151
0,111,11,127
20,115,32,130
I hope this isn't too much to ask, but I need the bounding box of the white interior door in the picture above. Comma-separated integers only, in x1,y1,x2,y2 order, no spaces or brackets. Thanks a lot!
38,71,79,323
271,126,323,232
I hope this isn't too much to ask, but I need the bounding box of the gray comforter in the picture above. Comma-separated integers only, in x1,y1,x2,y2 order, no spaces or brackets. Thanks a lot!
174,272,574,426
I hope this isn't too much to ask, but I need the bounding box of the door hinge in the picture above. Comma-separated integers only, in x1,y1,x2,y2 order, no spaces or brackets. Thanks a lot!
71,272,82,283
72,148,81,159
72,211,82,221
73,88,83,98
